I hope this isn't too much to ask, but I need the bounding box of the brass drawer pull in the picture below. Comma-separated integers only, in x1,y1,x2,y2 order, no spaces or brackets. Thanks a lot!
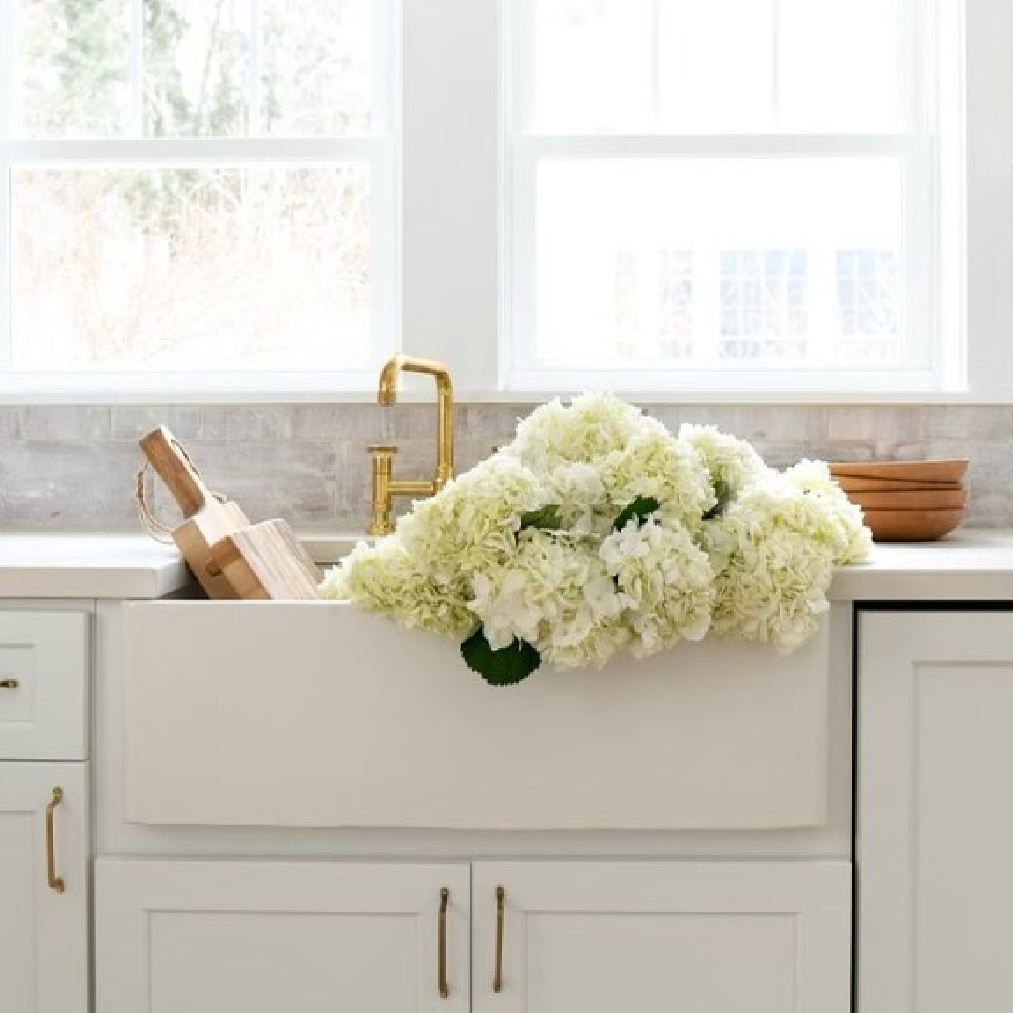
0,678,18,689
438,887,450,999
493,885,505,992
45,788,65,894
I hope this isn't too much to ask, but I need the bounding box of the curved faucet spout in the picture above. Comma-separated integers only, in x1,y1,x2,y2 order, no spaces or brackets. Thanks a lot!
368,355,455,535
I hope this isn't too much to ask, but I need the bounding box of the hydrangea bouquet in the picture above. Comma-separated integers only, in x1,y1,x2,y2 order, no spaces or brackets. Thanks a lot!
320,395,871,686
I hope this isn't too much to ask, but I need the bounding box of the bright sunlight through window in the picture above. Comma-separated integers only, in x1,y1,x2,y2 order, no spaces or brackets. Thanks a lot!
504,0,942,392
0,0,394,389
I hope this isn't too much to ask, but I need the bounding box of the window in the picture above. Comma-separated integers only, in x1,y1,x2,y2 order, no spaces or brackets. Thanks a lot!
1,0,1010,400
504,0,951,393
0,0,395,393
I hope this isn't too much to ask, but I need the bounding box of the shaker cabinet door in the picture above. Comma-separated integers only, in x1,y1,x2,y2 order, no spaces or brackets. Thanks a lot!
96,859,471,1013
0,763,88,1013
472,861,850,1013
858,609,1013,1013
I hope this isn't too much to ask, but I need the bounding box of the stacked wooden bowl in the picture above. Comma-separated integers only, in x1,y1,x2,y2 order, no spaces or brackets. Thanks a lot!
829,459,968,542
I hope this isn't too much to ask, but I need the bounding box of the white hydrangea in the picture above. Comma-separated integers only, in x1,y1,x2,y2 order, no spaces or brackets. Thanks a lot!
469,530,629,669
600,426,716,531
702,475,849,652
509,393,644,472
542,461,610,537
600,519,715,658
324,394,873,677
319,538,475,637
784,459,873,564
396,452,545,584
678,423,769,503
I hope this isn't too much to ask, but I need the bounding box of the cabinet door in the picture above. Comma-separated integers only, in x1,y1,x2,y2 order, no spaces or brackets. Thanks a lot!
858,609,1013,1013
0,763,88,1013
96,859,470,1013
472,861,850,1013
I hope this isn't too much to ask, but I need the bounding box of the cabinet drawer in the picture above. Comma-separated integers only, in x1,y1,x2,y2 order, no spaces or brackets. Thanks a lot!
0,612,88,761
121,601,837,830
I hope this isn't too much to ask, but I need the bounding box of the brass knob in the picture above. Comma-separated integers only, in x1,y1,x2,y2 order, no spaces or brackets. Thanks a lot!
0,678,18,690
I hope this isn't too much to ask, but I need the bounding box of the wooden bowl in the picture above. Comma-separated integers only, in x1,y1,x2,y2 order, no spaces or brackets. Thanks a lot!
830,459,968,484
833,475,964,493
849,489,966,511
861,508,965,542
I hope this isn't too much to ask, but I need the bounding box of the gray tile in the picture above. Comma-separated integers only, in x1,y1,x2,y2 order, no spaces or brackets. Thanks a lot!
0,408,24,440
920,406,1013,442
111,406,210,441
827,407,922,443
291,404,392,442
23,406,112,441
0,442,141,531
222,406,293,441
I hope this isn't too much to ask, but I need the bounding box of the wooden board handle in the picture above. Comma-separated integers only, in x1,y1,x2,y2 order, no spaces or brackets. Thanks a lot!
139,427,213,518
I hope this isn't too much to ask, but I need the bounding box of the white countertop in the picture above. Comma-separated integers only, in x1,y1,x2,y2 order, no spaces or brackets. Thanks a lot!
0,534,190,599
829,530,1013,601
2,530,1013,602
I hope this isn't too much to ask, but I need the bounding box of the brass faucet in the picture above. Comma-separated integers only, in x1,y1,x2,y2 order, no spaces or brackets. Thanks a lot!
368,354,454,535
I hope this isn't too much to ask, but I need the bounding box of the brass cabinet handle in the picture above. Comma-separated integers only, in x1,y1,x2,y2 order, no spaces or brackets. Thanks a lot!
45,787,65,894
493,885,505,992
0,678,18,689
438,887,450,999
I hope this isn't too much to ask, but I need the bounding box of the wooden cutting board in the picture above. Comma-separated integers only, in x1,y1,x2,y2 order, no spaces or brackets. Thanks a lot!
139,427,250,599
207,519,321,600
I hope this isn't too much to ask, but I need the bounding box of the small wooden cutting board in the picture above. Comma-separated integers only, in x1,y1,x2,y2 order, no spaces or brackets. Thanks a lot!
139,427,250,599
207,519,321,600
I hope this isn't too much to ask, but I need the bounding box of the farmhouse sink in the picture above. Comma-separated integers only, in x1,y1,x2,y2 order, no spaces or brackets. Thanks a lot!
120,600,841,832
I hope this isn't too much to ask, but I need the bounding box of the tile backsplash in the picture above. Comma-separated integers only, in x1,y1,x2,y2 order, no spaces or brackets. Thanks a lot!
1,403,1010,533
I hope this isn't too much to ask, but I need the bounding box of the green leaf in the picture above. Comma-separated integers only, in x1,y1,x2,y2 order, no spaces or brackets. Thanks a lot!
520,504,564,532
612,495,661,532
461,628,541,686
703,479,732,521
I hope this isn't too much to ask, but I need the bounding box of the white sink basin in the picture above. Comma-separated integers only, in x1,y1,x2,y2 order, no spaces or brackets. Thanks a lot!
119,600,840,832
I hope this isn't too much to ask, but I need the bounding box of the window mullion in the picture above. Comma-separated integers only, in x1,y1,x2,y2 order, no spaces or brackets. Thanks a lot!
401,0,500,394
249,0,262,137
771,0,781,127
129,0,143,135
0,5,15,371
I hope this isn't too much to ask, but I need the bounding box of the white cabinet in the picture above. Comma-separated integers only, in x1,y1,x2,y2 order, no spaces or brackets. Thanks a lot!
858,609,1013,1013
0,763,88,1013
472,861,850,1013
96,858,849,1013
96,859,472,1013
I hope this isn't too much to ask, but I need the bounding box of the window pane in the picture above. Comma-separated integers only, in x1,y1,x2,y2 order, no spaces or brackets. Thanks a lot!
19,0,130,138
533,158,903,365
658,0,774,132
835,249,900,359
779,0,905,131
143,0,251,137
529,0,654,132
261,0,374,136
11,166,371,371
523,0,909,134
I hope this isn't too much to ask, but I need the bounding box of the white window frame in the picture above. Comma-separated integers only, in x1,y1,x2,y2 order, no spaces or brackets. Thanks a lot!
1,0,1011,403
0,0,400,400
500,0,946,397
